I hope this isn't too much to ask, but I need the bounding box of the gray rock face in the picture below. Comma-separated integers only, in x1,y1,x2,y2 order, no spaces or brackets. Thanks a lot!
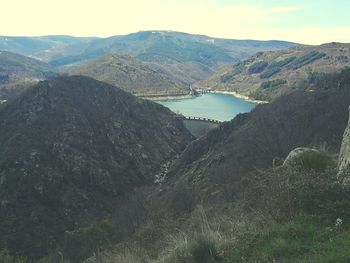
283,147,320,167
283,147,334,172
339,107,350,177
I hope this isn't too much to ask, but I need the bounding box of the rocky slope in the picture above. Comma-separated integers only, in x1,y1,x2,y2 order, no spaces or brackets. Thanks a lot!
164,69,350,205
196,42,350,101
0,76,193,259
71,53,188,96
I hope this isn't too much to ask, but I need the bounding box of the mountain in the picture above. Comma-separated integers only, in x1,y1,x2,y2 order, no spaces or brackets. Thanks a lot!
0,35,96,56
196,42,350,101
44,31,297,67
0,51,57,85
164,69,350,204
71,53,188,96
34,31,296,86
0,76,193,259
0,51,58,101
0,32,297,91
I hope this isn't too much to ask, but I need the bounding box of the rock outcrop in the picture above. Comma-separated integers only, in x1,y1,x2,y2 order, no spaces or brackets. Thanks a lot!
283,147,334,172
339,106,350,178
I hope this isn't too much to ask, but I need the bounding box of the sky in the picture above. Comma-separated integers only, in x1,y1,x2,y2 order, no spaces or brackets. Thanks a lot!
2,0,350,44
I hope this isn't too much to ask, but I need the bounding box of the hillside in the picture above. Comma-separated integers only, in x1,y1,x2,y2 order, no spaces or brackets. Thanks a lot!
165,69,350,204
0,51,57,85
196,42,350,101
78,69,350,263
0,76,193,260
71,53,188,96
45,31,296,67
38,31,296,86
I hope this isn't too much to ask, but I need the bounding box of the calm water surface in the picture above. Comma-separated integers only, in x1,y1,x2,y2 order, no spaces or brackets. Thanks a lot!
157,93,256,121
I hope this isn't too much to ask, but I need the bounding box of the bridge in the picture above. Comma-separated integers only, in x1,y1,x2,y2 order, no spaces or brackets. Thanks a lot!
176,116,222,124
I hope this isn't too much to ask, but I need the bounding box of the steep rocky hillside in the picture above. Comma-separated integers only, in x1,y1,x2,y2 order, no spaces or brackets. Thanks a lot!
196,42,350,101
71,53,188,96
165,69,350,204
0,76,192,259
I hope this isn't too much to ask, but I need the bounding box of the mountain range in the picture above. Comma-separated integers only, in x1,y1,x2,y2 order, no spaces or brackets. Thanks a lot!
0,31,297,88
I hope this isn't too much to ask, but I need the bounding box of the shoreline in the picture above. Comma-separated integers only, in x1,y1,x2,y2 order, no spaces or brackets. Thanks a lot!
139,90,269,104
140,93,194,101
210,90,269,104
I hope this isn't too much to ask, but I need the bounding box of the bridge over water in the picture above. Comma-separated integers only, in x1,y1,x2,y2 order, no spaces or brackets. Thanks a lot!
176,115,223,124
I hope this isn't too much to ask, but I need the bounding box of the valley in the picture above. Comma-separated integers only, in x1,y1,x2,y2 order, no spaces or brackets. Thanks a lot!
1,27,350,263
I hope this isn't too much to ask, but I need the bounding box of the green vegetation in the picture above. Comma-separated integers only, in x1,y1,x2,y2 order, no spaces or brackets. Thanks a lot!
260,79,287,89
307,71,326,85
259,57,296,78
158,160,350,263
260,66,281,78
336,55,349,63
291,51,326,69
159,216,350,263
270,56,296,68
248,61,268,74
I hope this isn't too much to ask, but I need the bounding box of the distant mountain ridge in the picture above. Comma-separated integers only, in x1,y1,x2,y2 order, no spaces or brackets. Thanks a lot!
196,42,350,101
43,31,297,67
0,31,298,88
0,35,96,55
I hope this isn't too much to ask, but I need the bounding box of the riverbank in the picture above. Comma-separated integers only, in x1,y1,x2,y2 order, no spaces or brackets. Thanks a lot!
140,93,194,101
211,90,269,104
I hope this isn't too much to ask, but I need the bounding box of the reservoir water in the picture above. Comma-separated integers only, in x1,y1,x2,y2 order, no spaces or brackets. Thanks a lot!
157,93,256,122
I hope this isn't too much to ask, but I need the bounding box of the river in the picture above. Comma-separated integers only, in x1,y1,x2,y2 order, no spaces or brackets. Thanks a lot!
156,93,256,122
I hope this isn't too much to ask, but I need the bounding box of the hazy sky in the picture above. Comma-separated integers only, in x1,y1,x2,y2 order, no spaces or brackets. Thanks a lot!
2,0,350,44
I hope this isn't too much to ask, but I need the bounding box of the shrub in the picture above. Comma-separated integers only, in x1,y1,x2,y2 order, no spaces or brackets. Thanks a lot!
162,231,223,263
259,57,296,79
260,66,281,78
291,51,326,69
0,250,28,263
